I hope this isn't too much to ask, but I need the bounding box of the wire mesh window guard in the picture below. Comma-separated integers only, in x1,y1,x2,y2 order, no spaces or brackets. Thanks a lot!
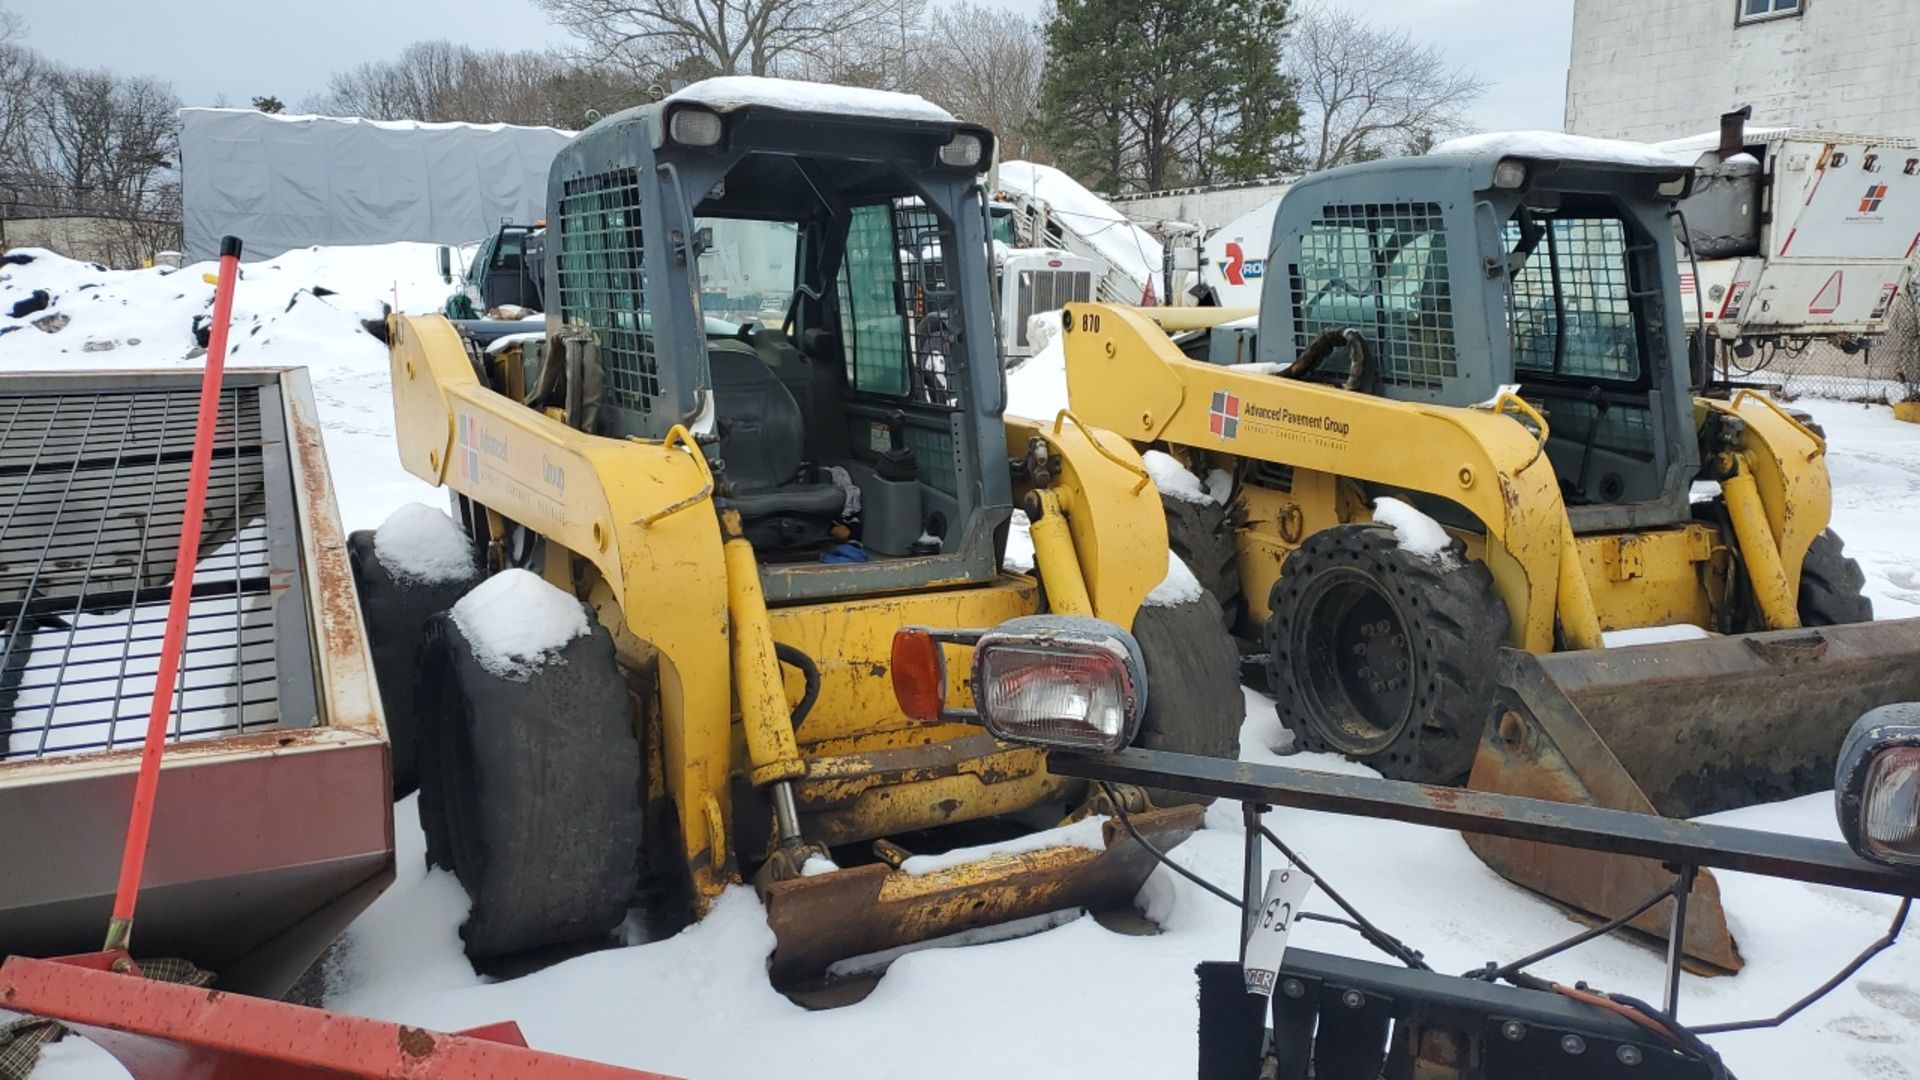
1289,202,1456,390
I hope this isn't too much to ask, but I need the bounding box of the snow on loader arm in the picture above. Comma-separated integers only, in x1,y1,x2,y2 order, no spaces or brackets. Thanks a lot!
1052,138,1920,971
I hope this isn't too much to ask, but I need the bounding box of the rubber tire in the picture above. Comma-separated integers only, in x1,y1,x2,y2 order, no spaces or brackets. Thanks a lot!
1798,528,1872,626
1264,523,1509,785
1163,494,1241,626
1131,589,1246,806
348,529,478,798
414,609,643,961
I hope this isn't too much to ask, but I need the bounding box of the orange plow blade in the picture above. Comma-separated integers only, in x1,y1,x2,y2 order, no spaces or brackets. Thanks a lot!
0,951,677,1079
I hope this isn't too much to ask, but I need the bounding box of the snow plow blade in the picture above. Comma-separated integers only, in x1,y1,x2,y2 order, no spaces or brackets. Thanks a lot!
1466,619,1920,971
761,804,1205,985
0,951,677,1078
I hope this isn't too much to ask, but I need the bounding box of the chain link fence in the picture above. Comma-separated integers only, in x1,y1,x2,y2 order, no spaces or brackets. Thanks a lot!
1718,282,1920,404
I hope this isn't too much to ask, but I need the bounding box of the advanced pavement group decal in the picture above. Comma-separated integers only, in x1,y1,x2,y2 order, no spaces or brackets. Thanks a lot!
1208,389,1351,449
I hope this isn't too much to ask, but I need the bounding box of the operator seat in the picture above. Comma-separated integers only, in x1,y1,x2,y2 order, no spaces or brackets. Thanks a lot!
709,342,845,550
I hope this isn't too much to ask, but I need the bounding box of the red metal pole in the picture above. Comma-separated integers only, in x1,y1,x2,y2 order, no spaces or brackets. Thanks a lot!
103,235,244,952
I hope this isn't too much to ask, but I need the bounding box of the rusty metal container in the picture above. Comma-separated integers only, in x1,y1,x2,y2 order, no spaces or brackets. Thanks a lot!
0,368,393,997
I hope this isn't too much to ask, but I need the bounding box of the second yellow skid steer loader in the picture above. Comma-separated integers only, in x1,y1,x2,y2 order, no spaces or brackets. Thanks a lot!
354,77,1243,988
1059,137,1920,969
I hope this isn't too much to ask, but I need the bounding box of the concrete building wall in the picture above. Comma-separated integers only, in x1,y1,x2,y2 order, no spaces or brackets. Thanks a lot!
1565,0,1920,143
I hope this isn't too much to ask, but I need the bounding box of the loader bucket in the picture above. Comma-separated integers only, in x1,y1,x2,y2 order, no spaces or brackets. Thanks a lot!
0,951,677,1079
762,804,1204,985
1467,618,1920,971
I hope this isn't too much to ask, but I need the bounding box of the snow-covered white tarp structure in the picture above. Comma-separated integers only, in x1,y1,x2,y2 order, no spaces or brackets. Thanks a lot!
179,108,575,262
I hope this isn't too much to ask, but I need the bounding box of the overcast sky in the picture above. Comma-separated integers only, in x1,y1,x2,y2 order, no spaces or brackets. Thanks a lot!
17,0,1574,131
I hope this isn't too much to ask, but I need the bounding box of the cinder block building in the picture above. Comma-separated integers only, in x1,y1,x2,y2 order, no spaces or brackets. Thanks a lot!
1565,0,1920,142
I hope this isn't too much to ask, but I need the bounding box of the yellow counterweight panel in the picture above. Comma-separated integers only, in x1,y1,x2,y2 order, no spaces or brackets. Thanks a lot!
1002,411,1169,630
389,313,738,905
1570,526,1717,632
1060,302,1568,651
763,576,1042,751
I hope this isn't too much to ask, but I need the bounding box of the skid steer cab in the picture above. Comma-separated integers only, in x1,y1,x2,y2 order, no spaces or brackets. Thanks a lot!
1056,132,1920,972
362,76,1242,990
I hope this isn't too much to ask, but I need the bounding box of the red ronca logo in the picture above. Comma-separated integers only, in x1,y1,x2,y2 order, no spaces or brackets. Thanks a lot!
1860,184,1889,212
1209,390,1241,439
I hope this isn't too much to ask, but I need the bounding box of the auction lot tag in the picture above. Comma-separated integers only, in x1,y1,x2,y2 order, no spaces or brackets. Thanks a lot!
1243,866,1314,996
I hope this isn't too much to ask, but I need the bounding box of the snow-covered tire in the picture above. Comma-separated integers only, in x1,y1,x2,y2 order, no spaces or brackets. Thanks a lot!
1799,528,1872,626
1163,495,1241,626
1130,590,1245,807
348,529,478,798
1263,523,1508,785
414,610,643,960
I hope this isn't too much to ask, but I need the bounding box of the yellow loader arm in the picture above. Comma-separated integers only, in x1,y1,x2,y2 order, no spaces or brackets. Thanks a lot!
1059,302,1573,651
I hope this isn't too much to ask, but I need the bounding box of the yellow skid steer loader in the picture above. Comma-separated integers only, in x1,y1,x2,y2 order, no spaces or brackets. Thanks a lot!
1058,138,1920,969
357,77,1243,988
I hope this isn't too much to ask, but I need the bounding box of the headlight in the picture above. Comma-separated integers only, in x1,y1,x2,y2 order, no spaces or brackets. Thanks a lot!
889,616,1148,752
667,107,724,148
1835,703,1920,867
939,130,986,169
1492,158,1528,189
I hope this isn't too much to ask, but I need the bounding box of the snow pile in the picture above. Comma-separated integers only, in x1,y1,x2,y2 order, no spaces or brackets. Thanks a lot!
1429,131,1684,170
1204,469,1233,505
997,161,1165,296
1003,509,1035,573
1602,624,1714,648
0,243,450,531
1794,400,1920,619
1142,450,1212,505
1372,497,1457,564
373,503,477,586
665,77,954,124
1025,308,1062,353
448,569,590,680
1005,333,1067,419
1143,552,1205,607
899,816,1108,876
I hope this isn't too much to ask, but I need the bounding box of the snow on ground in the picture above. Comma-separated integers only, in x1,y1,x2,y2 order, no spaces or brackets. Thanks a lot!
7,244,1920,1080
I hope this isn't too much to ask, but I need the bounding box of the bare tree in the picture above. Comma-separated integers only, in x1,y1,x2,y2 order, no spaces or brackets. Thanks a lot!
306,41,649,128
535,0,921,84
1286,4,1484,171
907,2,1049,161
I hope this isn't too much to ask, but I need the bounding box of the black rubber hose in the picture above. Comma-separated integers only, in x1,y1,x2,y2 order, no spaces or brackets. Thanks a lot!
774,642,821,729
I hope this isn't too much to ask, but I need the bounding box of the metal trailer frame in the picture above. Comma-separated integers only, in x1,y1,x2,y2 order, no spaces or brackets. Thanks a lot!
1049,747,1920,1080
0,368,393,998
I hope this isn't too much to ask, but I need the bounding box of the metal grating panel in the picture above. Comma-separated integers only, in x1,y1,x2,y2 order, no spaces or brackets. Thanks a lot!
1289,202,1455,389
0,384,304,760
556,167,658,416
1504,216,1643,383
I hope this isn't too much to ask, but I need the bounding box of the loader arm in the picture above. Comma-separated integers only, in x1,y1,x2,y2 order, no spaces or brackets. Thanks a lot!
1060,303,1568,651
388,313,741,902
1697,390,1832,590
1003,409,1170,631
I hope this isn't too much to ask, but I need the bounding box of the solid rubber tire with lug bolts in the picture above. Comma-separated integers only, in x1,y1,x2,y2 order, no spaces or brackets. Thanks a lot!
1264,522,1508,785
347,529,478,799
414,609,644,960
1129,587,1246,807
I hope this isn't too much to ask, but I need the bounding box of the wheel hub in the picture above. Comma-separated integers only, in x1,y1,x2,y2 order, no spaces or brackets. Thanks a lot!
1291,570,1416,755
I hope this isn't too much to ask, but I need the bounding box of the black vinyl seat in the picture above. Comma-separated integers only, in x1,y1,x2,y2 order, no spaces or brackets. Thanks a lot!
709,343,844,547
